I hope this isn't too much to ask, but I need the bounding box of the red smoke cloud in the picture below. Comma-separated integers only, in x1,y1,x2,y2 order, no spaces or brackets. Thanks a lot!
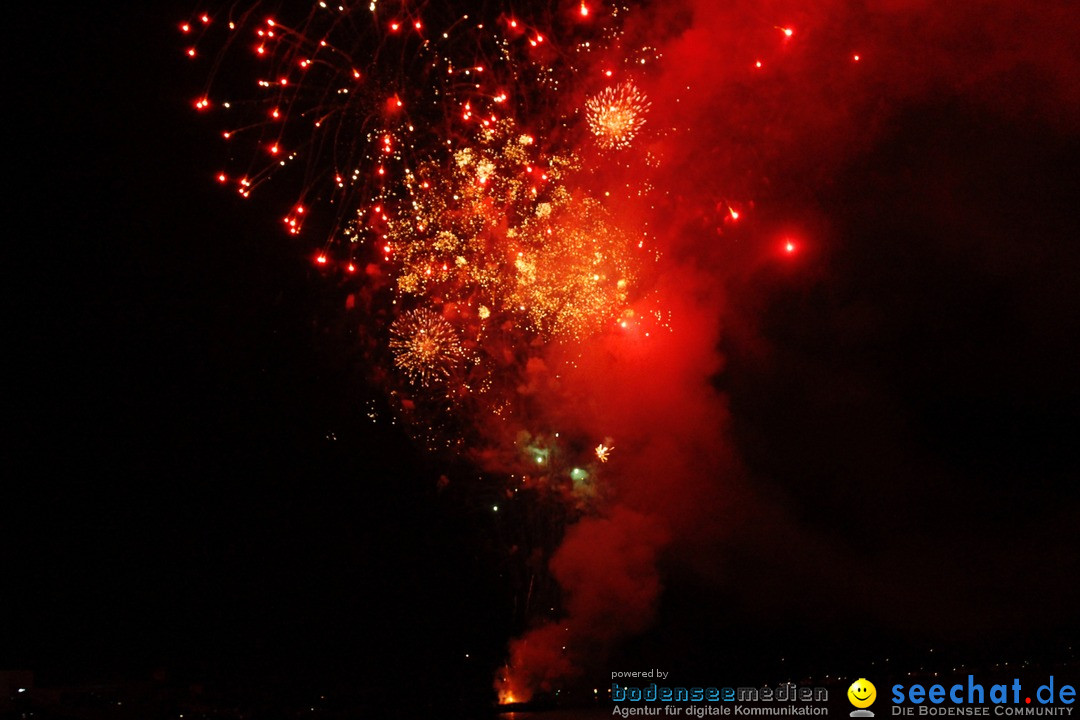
498,0,1080,699
500,507,669,699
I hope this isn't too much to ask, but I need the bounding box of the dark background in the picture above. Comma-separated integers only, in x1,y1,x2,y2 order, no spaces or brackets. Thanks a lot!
5,0,1079,711
7,2,513,701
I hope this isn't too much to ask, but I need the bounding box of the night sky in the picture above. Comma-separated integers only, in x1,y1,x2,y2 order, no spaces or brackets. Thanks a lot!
6,0,1079,712
9,1,513,694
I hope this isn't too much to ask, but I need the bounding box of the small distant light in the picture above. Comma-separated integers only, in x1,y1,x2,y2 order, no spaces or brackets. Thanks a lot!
579,3,589,17
493,505,499,512
414,20,422,30
180,23,191,33
316,254,328,264
200,14,210,24
782,27,794,37
217,173,227,183
390,21,400,31
346,263,356,273
17,689,26,694
853,54,860,62
785,241,796,253
755,60,763,68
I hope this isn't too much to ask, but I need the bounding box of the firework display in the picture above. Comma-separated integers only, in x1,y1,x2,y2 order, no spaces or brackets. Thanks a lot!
183,0,665,456
181,0,729,705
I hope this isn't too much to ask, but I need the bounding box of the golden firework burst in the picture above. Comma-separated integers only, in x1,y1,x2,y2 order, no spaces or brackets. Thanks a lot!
585,81,651,150
389,309,466,386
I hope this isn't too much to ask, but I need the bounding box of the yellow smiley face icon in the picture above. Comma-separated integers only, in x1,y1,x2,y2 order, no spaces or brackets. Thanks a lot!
848,679,876,708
